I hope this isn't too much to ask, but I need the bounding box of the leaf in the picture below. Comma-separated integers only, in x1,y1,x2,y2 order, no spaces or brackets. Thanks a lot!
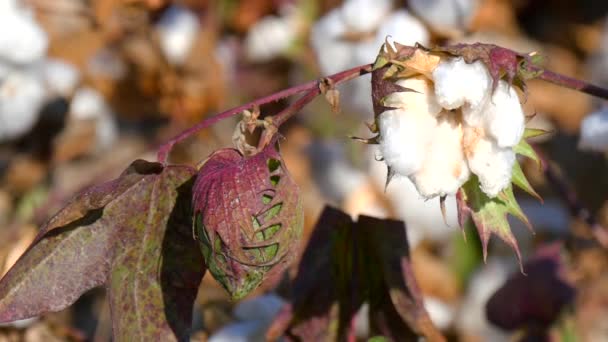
193,140,303,300
513,136,540,167
511,161,542,201
267,207,444,342
0,160,205,341
458,176,532,270
486,243,574,332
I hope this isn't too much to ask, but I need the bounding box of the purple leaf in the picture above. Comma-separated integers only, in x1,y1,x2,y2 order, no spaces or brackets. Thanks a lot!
193,141,303,300
0,160,206,341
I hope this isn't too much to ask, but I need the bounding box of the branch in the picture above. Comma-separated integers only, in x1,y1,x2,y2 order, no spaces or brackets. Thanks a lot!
157,63,373,164
532,67,608,101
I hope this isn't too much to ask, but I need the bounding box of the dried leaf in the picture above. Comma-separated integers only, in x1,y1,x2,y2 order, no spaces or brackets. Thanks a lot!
0,160,205,341
193,141,303,300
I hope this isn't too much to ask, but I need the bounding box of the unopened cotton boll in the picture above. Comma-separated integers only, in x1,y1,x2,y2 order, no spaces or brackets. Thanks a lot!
156,5,199,66
432,58,491,125
579,108,608,153
411,115,470,197
409,0,478,35
0,4,48,65
464,129,515,197
340,0,392,33
245,15,294,62
0,71,46,141
482,81,525,148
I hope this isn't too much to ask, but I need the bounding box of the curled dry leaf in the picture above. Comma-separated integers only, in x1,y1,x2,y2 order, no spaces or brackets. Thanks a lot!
192,139,304,300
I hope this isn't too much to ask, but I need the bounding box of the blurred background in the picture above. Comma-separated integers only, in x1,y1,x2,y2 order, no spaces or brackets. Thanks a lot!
0,0,607,340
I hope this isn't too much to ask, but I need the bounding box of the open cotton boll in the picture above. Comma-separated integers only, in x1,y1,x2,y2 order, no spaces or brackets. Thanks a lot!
340,0,392,33
383,76,442,115
155,5,199,66
42,59,80,97
464,128,515,197
379,108,437,176
0,71,45,142
245,15,295,62
70,87,118,151
208,320,266,342
310,9,354,74
579,108,608,153
375,10,429,48
411,114,470,197
482,81,525,148
233,294,285,322
409,0,478,35
368,148,459,247
432,58,491,125
0,7,48,65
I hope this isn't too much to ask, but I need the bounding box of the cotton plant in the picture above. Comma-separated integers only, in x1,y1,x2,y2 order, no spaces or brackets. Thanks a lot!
311,0,428,115
155,4,200,66
578,107,608,153
409,0,479,37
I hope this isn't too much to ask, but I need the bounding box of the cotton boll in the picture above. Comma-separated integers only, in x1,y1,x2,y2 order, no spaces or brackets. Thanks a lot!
208,320,266,342
340,0,392,33
155,5,200,66
70,87,118,150
379,108,437,176
483,81,525,148
42,59,80,97
464,128,515,197
310,9,353,74
432,58,491,125
579,108,608,153
245,15,295,62
424,296,455,330
410,114,470,197
382,76,442,116
368,149,459,248
409,0,478,35
375,10,430,47
0,71,46,142
0,6,48,65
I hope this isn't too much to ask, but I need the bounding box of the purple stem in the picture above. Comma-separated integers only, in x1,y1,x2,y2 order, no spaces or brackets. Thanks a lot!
535,68,608,100
157,63,372,164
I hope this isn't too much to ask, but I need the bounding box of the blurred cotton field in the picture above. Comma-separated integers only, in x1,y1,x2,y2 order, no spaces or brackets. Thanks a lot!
0,0,607,341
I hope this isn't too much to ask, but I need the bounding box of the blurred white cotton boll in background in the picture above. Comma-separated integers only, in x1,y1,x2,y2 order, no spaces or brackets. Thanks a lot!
0,1,48,65
579,108,608,153
0,71,46,142
340,0,392,33
70,87,118,151
208,321,267,342
245,5,301,63
368,147,459,248
233,294,285,322
42,59,80,97
409,0,479,36
424,296,455,330
155,5,200,66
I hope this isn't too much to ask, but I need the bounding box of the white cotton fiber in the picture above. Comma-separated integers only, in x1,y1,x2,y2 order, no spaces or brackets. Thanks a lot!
42,59,80,97
245,15,294,62
378,108,436,176
579,108,608,153
0,71,45,141
482,81,525,148
464,129,515,197
433,58,491,125
156,5,200,65
375,10,429,47
382,76,442,116
409,0,478,35
340,0,392,33
310,9,353,74
411,114,470,197
0,5,48,65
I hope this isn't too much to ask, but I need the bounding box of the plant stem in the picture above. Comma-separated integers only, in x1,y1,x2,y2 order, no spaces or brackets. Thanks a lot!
534,68,608,100
157,63,373,164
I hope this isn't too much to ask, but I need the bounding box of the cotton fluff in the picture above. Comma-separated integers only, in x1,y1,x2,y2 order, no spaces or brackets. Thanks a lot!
245,15,295,62
155,5,200,65
411,115,470,197
379,55,526,198
409,0,479,35
340,0,392,33
311,1,429,116
0,71,46,141
579,108,608,153
70,87,118,150
464,128,515,197
0,2,47,65
42,59,80,97
432,58,491,125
